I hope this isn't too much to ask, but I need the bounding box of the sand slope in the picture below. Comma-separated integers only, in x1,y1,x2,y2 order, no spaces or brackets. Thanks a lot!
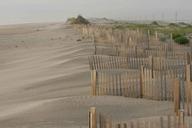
0,23,173,128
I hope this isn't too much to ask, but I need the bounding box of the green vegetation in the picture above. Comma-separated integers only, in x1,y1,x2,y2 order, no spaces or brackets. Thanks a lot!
174,35,189,44
172,33,183,40
67,15,90,25
67,16,191,45
67,17,76,24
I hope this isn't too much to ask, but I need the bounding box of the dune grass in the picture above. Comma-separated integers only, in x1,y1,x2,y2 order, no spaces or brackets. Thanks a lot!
112,21,192,36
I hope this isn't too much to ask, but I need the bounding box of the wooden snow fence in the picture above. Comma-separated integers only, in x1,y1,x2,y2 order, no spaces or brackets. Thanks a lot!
93,45,192,59
142,65,185,101
91,69,141,98
88,107,192,128
75,25,152,51
75,25,192,61
75,25,187,48
90,64,191,101
88,55,187,71
88,55,148,70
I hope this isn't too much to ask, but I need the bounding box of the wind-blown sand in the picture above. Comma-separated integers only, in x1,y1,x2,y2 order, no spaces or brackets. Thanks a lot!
0,23,174,128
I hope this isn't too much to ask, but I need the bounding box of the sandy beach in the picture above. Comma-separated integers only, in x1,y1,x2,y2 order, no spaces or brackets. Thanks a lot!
0,23,174,128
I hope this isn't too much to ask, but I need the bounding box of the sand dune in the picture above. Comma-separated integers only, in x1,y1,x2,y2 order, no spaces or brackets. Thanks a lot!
0,23,173,128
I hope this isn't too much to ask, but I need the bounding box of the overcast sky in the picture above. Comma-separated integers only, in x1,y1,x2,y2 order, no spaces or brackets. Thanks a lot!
0,0,191,25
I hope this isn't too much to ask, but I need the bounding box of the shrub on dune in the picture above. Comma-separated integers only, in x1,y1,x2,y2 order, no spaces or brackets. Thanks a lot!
174,36,189,44
67,15,90,25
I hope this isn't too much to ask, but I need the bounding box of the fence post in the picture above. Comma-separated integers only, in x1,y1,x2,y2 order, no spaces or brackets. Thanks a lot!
174,79,180,116
147,30,150,49
129,37,132,46
186,64,191,82
140,65,144,98
186,52,191,65
89,107,97,128
99,113,102,128
167,115,171,128
111,28,114,43
179,110,185,128
130,121,134,128
149,56,154,78
135,46,138,58
92,70,97,96
92,33,97,55
186,64,191,116
155,31,158,41
116,124,121,128
160,117,164,128
106,118,112,128
170,33,173,51
123,123,127,128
